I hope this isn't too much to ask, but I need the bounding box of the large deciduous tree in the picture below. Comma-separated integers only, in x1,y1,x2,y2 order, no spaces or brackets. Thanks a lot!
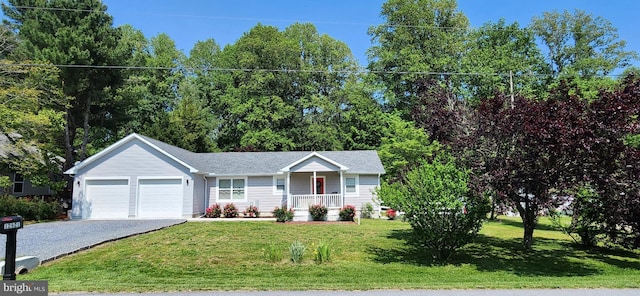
462,19,550,103
368,0,469,116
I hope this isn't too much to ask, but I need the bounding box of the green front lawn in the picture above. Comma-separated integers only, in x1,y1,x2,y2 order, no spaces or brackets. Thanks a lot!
23,217,640,292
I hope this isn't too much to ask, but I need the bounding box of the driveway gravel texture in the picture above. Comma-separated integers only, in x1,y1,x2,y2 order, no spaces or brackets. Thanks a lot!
0,219,186,262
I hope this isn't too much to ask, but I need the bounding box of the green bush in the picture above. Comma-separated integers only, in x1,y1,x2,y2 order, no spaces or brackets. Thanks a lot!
376,154,489,260
339,205,356,221
309,204,328,221
0,195,59,221
223,203,239,218
272,207,294,222
361,202,374,219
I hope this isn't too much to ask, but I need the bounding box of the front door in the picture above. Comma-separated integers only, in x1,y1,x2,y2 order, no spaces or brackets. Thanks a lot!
311,176,325,194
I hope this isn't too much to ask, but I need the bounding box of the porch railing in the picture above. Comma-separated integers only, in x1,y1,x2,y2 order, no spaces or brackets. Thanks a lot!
290,194,342,210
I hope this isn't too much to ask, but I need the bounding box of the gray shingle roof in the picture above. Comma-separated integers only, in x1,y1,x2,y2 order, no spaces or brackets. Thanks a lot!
138,134,385,175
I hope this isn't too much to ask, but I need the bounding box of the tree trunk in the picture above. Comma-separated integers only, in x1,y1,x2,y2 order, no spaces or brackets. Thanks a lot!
514,192,537,250
80,96,91,161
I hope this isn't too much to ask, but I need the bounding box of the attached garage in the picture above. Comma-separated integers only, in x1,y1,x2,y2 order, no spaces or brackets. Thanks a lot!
84,179,130,219
137,178,183,218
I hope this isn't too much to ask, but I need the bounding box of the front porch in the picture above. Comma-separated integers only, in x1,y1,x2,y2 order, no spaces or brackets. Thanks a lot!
289,193,343,210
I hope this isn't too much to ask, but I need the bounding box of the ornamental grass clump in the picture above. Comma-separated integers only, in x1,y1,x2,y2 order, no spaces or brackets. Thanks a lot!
312,241,331,264
289,241,306,263
263,242,283,263
223,203,239,218
309,204,328,221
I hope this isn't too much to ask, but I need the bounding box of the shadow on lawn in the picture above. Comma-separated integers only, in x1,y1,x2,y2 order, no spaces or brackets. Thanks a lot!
369,229,610,277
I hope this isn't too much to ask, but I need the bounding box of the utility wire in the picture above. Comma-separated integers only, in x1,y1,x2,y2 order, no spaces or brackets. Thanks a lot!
0,62,628,78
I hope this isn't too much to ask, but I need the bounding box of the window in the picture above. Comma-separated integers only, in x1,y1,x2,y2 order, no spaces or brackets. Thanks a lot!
345,176,358,195
218,178,246,200
13,173,24,193
273,177,285,194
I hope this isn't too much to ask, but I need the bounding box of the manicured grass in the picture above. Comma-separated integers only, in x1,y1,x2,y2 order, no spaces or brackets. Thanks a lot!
23,217,640,292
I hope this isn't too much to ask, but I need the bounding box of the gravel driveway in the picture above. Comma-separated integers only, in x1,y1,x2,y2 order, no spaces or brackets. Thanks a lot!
0,219,186,262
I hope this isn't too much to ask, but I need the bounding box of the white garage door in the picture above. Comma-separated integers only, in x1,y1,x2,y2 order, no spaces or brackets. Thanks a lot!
137,179,183,218
85,179,130,219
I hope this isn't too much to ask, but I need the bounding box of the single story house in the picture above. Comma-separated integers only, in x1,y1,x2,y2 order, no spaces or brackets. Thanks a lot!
64,133,385,220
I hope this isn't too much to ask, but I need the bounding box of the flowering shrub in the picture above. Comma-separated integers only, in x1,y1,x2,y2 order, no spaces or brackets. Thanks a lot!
205,203,222,218
339,205,357,221
272,207,294,222
386,208,397,220
309,204,328,221
243,205,260,218
223,203,239,218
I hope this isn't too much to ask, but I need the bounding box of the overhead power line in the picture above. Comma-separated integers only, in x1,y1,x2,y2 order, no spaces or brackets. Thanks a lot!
0,62,628,78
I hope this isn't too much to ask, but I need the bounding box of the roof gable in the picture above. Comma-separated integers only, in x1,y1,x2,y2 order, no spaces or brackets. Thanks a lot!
64,133,200,175
282,152,348,172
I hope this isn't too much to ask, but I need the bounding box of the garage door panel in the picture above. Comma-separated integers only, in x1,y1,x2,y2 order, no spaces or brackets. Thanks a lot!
138,179,183,218
85,179,129,219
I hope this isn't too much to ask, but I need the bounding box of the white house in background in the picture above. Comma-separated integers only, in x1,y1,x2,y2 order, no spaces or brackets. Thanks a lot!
63,133,385,220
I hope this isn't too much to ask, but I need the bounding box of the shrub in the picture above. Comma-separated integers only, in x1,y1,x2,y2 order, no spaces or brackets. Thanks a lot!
289,241,306,263
312,241,331,264
243,205,260,218
263,242,283,263
361,202,374,219
205,204,222,218
308,204,328,221
386,208,397,220
223,203,239,218
339,205,356,221
376,154,488,260
0,195,59,221
272,207,294,222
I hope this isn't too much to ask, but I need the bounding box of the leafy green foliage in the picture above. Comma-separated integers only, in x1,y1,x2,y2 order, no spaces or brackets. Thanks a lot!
288,241,306,264
263,242,283,263
376,154,488,260
377,113,441,182
312,241,331,264
339,205,356,222
0,194,59,221
308,204,328,221
272,207,294,223
368,0,469,115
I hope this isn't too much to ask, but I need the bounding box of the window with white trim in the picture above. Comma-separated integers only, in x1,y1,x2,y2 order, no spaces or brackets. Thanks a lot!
13,173,24,193
218,178,246,200
345,175,358,195
273,177,285,194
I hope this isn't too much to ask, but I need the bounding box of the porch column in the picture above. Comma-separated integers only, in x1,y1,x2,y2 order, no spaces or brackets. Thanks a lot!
339,170,344,208
313,171,317,205
286,171,291,208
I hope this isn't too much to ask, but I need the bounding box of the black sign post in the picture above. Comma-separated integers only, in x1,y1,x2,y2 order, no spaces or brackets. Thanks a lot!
1,215,24,281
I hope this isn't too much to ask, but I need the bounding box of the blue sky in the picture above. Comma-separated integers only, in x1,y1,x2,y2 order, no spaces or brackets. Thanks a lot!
3,0,640,70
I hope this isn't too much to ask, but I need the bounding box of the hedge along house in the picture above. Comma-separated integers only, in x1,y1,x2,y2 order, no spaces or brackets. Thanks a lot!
64,133,385,220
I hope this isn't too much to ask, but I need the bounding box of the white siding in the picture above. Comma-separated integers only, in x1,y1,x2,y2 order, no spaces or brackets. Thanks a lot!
344,174,380,211
205,176,285,216
71,138,194,219
291,157,339,172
